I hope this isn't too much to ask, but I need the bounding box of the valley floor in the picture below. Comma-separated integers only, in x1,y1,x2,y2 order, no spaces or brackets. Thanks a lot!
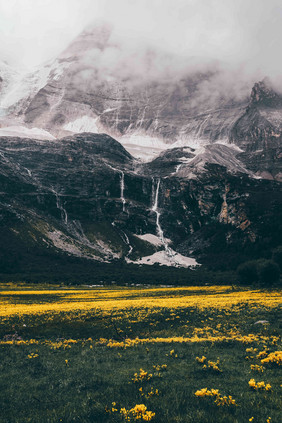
0,285,281,423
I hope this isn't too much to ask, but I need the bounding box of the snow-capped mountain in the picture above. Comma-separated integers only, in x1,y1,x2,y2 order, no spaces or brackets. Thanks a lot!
0,22,281,273
0,60,19,113
0,24,249,149
1,22,281,179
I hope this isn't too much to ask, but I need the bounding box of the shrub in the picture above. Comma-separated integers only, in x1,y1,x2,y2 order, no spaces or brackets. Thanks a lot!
258,260,280,286
272,246,282,271
237,261,258,285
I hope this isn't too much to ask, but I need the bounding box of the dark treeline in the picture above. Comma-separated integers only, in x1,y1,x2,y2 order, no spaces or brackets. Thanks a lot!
0,250,236,286
0,227,281,286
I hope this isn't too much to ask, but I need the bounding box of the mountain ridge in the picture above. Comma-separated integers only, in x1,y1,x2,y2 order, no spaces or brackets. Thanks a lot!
0,132,281,272
0,23,281,274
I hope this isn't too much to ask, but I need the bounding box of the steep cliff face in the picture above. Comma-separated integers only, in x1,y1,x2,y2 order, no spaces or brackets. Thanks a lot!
0,133,139,263
0,133,281,271
22,72,245,145
230,79,282,180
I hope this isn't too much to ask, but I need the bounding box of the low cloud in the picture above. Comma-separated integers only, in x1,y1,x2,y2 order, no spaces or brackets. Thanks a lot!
66,22,261,112
0,0,281,101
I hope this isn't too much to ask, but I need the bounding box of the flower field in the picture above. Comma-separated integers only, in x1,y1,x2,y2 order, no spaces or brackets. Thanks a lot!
0,284,281,422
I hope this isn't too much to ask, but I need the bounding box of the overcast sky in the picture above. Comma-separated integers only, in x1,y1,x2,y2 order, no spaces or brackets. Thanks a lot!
0,0,281,80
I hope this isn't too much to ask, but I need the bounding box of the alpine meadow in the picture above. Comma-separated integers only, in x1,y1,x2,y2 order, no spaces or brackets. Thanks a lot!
0,284,281,422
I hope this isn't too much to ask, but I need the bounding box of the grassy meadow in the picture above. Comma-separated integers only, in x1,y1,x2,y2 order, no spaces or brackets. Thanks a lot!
0,284,281,423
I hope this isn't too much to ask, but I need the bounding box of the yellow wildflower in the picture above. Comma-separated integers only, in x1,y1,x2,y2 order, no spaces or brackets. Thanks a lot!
27,353,39,359
195,388,236,406
248,379,271,391
132,369,152,383
250,364,264,373
196,356,206,363
261,351,282,366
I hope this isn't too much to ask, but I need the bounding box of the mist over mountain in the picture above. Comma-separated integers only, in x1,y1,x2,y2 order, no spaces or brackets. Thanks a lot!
1,0,282,78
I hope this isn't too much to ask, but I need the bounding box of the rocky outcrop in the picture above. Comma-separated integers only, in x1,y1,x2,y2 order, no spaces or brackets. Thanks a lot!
230,79,282,180
250,79,282,108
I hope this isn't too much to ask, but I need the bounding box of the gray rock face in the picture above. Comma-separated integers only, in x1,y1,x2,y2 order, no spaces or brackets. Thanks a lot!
231,79,282,180
0,133,139,263
0,133,281,269
22,68,246,144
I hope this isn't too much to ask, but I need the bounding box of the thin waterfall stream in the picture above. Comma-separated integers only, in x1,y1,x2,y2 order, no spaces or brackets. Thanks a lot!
52,189,68,225
151,178,173,258
120,171,126,212
106,164,126,212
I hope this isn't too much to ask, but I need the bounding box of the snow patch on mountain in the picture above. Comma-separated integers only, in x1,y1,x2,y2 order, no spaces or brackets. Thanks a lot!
0,68,48,111
64,115,99,133
135,233,171,246
215,139,244,152
119,134,215,162
130,250,198,268
0,126,55,140
0,59,71,113
120,134,169,161
121,134,168,149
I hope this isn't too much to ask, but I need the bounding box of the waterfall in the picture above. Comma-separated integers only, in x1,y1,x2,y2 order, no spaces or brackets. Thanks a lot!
152,178,159,212
120,171,126,212
152,178,164,242
106,164,126,212
52,189,68,225
175,164,182,173
122,231,133,257
24,167,32,177
151,178,173,257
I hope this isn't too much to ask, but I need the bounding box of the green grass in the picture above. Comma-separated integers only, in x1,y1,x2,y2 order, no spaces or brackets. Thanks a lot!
0,287,281,423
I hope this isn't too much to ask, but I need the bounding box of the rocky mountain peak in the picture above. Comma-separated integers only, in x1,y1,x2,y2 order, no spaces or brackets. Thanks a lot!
59,21,114,60
250,78,282,108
